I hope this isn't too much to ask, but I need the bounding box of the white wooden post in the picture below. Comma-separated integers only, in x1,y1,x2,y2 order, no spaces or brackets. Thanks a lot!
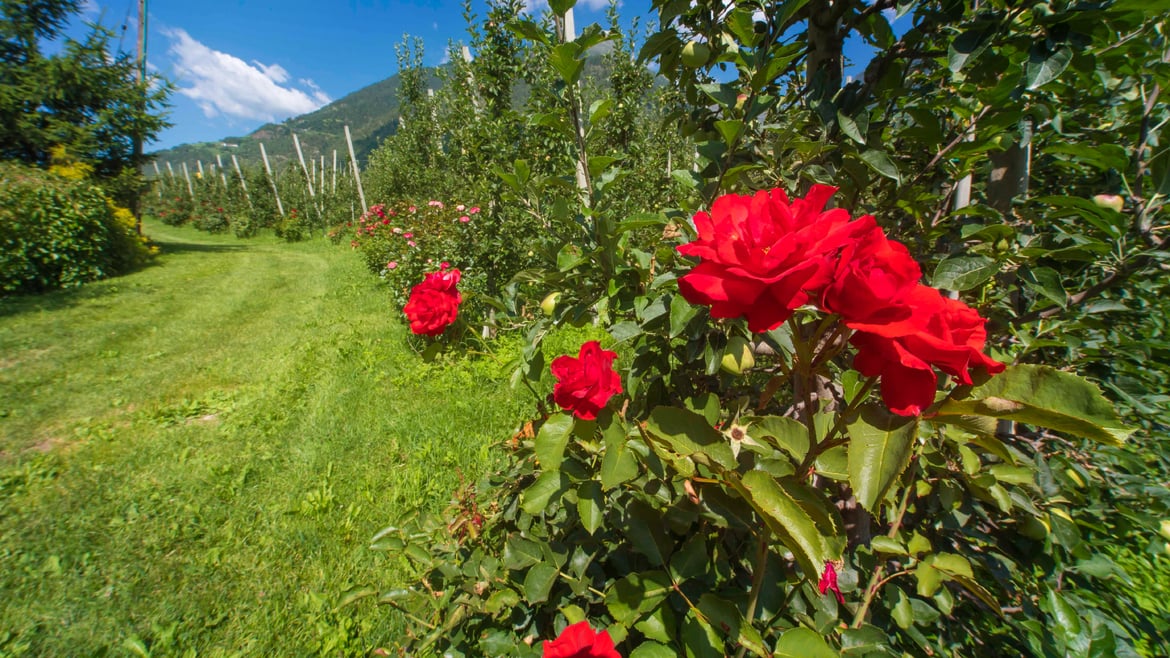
231,154,253,209
292,133,316,199
182,162,195,199
560,7,589,204
152,161,163,197
332,150,337,194
344,125,367,212
215,154,228,188
259,142,285,217
196,159,204,179
461,45,482,114
319,155,325,196
166,161,175,182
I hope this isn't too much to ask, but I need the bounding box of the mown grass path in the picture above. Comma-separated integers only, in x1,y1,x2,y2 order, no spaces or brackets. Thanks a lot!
0,221,529,656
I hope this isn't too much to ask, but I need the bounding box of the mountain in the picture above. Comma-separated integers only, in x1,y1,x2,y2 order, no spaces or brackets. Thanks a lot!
149,70,441,174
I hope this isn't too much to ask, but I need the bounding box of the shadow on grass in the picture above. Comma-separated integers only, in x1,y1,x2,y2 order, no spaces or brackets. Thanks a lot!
0,239,251,318
151,238,250,256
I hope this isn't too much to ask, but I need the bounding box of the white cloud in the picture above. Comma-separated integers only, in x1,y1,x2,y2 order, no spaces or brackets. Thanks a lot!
163,28,331,122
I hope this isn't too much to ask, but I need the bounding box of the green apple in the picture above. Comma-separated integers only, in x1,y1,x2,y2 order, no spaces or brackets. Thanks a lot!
540,292,561,316
720,336,755,375
1159,519,1170,541
681,40,710,68
1092,194,1124,213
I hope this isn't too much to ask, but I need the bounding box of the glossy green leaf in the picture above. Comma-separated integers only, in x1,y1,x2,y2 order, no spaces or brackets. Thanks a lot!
774,627,839,657
577,481,605,535
606,570,672,625
600,415,639,490
731,471,845,578
523,562,558,604
522,470,567,515
697,594,767,655
1025,44,1072,90
749,415,809,461
931,255,999,291
535,414,574,472
837,110,868,144
858,148,901,183
630,643,676,658
936,365,1132,445
848,406,918,512
644,406,737,470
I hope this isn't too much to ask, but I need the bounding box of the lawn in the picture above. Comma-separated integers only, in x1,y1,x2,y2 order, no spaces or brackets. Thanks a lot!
0,220,532,656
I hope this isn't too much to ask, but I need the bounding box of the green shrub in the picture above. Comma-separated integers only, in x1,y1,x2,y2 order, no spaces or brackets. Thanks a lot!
0,162,154,295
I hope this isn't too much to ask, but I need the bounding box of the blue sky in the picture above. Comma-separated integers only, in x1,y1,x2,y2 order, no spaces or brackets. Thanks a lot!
67,1,894,153
70,0,628,151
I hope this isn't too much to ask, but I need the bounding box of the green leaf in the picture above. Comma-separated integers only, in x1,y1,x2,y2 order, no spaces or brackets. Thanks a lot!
1025,44,1072,90
523,562,558,603
697,594,768,655
625,502,673,566
870,536,907,555
935,365,1132,445
731,471,845,578
601,414,639,490
682,610,723,658
535,414,574,472
549,43,584,85
931,255,999,291
669,533,708,582
548,0,576,16
522,471,567,515
644,406,737,470
915,553,973,598
858,149,901,183
630,643,675,658
948,26,993,72
837,110,868,144
749,415,809,461
774,627,839,658
715,119,744,145
606,570,672,625
588,155,621,179
503,535,544,570
848,406,918,512
635,603,677,644
588,98,614,125
577,481,605,535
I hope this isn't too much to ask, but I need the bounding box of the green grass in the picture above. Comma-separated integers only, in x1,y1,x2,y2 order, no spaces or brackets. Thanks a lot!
0,220,533,656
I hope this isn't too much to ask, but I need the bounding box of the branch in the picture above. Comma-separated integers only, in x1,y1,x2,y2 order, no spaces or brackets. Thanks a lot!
1009,232,1170,327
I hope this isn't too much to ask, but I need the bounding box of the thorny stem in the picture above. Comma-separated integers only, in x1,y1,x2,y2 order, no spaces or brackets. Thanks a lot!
851,483,916,628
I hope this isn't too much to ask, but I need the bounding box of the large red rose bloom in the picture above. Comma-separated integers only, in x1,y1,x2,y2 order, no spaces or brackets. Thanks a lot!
543,621,621,658
402,266,462,336
551,341,622,421
676,185,869,333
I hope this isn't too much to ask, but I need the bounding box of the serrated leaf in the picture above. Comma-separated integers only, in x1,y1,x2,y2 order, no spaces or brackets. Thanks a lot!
774,627,838,657
1025,44,1072,90
858,149,901,183
549,43,584,85
915,553,973,597
837,110,868,144
870,535,908,555
697,594,768,655
669,533,708,582
523,562,558,604
630,642,676,658
606,570,672,625
750,415,809,461
522,470,567,515
936,365,1131,445
730,471,845,578
682,610,723,658
503,535,544,570
601,415,638,490
644,406,737,470
931,255,999,291
535,414,574,471
848,406,918,512
577,481,605,535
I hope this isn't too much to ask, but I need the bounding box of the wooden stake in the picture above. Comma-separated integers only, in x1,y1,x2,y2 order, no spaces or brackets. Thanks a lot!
181,162,195,199
166,161,175,181
345,125,367,212
152,161,163,198
196,159,204,178
320,155,325,195
215,153,229,188
292,133,316,198
332,149,337,194
231,154,253,209
259,142,285,217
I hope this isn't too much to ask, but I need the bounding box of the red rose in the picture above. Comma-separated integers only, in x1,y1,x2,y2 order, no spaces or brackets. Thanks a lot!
403,266,462,336
543,621,621,658
851,286,1005,415
821,222,922,334
676,186,870,333
551,341,622,421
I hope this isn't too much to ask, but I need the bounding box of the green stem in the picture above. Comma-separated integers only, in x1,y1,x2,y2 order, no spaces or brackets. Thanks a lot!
851,483,915,628
735,528,771,658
